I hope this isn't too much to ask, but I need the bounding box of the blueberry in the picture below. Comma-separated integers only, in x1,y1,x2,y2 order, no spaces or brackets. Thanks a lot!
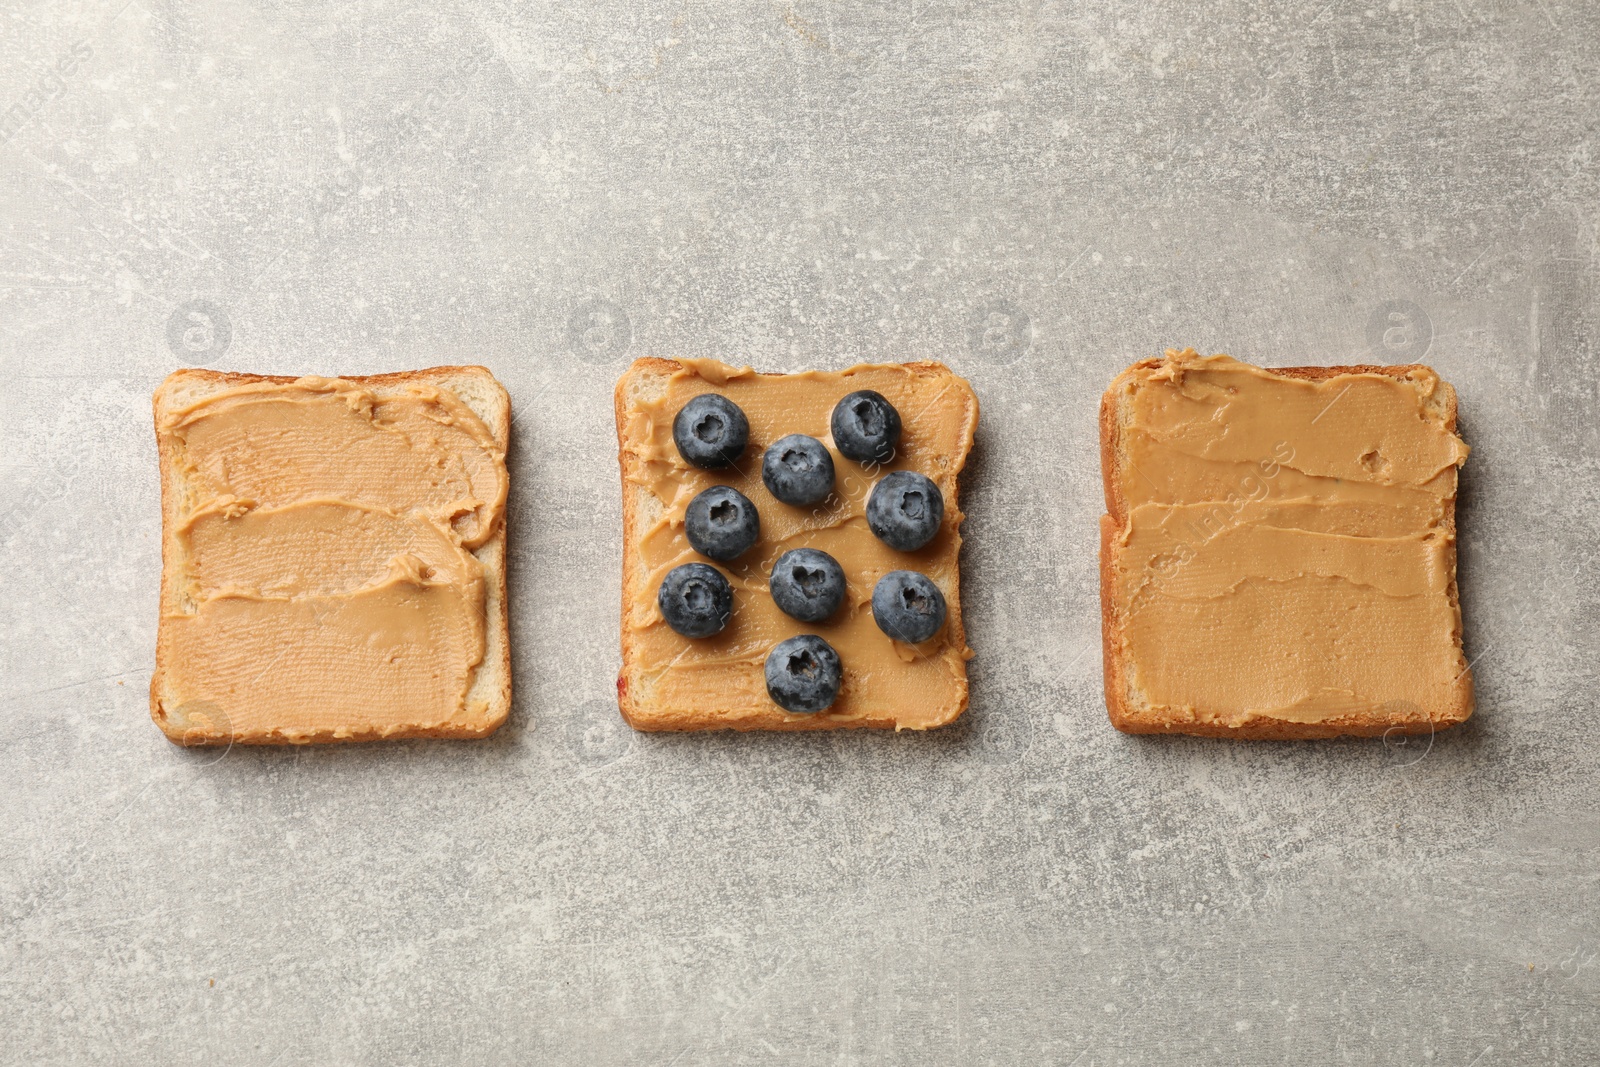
764,634,843,713
871,570,947,644
673,393,749,469
684,485,760,561
768,548,846,623
830,390,902,464
865,470,944,551
657,563,733,639
761,434,835,507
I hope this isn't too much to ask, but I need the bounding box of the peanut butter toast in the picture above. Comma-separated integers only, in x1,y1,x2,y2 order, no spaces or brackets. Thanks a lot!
152,367,511,745
1100,349,1472,739
615,358,979,732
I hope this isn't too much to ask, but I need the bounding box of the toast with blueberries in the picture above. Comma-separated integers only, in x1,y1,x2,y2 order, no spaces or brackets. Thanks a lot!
614,357,979,732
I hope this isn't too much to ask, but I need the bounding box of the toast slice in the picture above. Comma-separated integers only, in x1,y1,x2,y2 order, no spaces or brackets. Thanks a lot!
151,366,511,744
615,357,978,732
1100,349,1473,739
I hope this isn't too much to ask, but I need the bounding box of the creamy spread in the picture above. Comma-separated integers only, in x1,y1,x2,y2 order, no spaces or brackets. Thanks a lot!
158,377,507,741
1109,350,1472,727
621,359,978,728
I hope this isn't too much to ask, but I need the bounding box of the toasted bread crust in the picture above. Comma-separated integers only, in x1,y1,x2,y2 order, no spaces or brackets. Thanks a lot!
613,358,679,731
614,357,977,732
1099,356,1470,740
151,365,512,745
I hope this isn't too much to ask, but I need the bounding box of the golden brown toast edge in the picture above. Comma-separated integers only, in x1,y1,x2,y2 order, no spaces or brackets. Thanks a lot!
150,365,512,745
1099,354,1473,740
614,357,978,732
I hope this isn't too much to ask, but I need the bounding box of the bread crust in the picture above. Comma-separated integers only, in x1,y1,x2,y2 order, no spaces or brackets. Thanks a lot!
1099,356,1471,740
613,359,683,731
614,357,978,732
150,365,512,745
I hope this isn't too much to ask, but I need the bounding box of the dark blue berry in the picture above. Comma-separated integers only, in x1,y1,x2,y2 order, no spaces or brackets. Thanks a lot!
684,485,760,562
830,390,902,464
762,434,835,507
768,548,846,623
657,563,733,639
866,470,944,551
871,571,947,644
764,634,843,713
673,394,749,469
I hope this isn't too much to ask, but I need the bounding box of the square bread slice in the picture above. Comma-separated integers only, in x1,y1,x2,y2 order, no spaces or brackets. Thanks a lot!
615,357,979,732
1100,348,1473,740
151,366,511,744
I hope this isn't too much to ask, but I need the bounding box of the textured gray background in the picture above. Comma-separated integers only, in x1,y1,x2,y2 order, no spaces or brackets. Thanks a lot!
2,0,1597,1063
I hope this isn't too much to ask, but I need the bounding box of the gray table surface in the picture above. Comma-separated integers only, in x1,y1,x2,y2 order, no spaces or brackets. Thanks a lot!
3,1,1598,1064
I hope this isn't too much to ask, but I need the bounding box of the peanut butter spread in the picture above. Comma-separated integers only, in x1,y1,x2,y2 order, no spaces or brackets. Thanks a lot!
621,359,978,728
159,377,507,741
1110,351,1472,726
